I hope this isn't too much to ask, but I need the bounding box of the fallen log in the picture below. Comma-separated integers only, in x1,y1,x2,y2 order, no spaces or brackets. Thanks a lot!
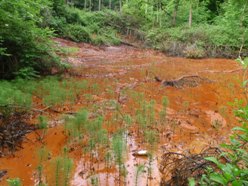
154,74,212,88
120,40,139,48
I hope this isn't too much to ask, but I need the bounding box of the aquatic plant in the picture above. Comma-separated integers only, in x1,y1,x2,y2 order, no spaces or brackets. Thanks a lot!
95,129,108,148
90,175,100,186
159,96,169,125
182,101,190,113
104,151,113,170
123,114,132,127
0,81,32,116
135,164,145,186
144,130,158,150
55,158,61,186
53,156,73,186
84,94,93,105
112,133,126,185
144,129,158,185
36,146,50,186
37,116,48,141
64,158,73,186
91,83,100,94
146,153,153,186
64,109,88,142
106,85,115,97
7,178,22,186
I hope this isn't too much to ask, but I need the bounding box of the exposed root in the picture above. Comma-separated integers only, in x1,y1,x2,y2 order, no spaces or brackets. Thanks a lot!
159,147,223,185
0,113,36,156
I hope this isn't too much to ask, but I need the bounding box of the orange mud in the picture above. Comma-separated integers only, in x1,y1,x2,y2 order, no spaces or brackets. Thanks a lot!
0,38,244,186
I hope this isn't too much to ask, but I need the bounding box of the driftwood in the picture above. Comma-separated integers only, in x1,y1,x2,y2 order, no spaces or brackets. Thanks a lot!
154,74,212,88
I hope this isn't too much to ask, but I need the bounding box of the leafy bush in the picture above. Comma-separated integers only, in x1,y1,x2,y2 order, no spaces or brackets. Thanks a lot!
200,125,248,185
183,44,205,59
13,67,40,80
62,24,91,42
195,56,248,185
45,6,121,45
0,0,62,79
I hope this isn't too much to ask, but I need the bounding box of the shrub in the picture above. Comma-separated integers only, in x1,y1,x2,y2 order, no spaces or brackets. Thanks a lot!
62,24,91,42
200,125,248,185
0,0,62,79
183,44,205,59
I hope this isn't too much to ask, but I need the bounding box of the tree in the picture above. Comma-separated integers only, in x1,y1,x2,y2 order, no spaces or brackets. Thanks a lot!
172,0,180,26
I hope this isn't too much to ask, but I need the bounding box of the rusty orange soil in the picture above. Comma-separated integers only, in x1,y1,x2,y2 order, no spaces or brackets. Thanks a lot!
0,38,244,186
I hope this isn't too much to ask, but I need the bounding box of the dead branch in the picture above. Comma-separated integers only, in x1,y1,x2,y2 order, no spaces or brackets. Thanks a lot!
199,68,243,74
153,74,212,88
159,147,223,185
0,114,37,156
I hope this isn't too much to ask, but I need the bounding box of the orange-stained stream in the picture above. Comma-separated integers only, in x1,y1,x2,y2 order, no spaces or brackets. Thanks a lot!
0,38,244,186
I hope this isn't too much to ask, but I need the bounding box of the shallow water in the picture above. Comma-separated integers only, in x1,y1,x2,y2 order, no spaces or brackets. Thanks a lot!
0,38,243,186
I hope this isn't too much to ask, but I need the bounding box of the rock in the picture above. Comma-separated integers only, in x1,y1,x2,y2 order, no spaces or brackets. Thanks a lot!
205,110,227,128
180,120,198,131
132,150,148,156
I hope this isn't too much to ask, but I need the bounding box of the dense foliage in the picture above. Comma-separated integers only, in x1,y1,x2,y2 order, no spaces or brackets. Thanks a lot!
0,0,63,79
1,0,248,78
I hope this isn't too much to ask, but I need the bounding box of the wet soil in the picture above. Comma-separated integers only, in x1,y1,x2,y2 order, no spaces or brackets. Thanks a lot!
0,38,244,185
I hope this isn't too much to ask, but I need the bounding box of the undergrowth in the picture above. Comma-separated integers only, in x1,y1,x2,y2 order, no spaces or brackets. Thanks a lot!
0,77,90,117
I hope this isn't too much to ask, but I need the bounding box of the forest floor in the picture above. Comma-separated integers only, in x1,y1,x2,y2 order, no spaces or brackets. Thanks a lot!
0,38,244,186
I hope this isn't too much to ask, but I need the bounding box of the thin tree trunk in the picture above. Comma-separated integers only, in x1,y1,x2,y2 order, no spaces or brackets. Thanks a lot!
84,0,87,9
159,1,162,27
109,0,111,9
238,2,247,57
188,3,192,27
145,0,148,14
99,0,101,11
119,0,122,12
172,0,180,26
157,3,159,24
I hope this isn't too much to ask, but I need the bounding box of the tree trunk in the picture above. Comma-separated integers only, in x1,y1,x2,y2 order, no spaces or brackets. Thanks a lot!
159,1,162,27
172,0,180,26
188,3,192,27
119,0,122,12
99,0,101,11
145,0,148,14
157,3,159,24
84,0,87,9
109,0,111,9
